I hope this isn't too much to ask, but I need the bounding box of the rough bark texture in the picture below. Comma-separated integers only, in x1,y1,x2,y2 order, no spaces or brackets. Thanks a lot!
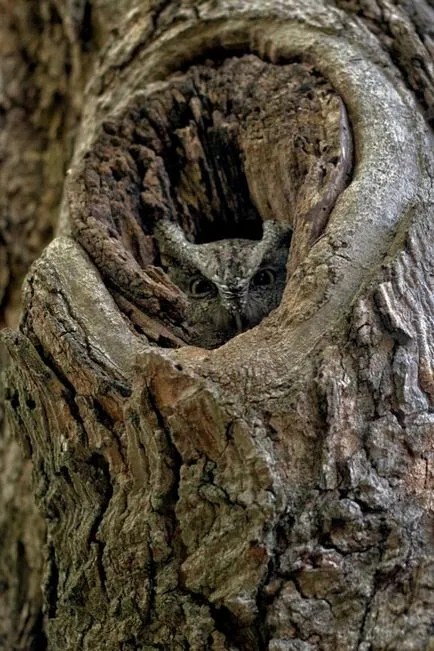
0,2,91,647
1,0,433,650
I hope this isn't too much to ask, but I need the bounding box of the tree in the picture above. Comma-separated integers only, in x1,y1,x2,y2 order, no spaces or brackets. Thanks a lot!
1,0,433,649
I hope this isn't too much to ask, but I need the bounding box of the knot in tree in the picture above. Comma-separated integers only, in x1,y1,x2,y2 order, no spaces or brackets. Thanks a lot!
70,55,351,348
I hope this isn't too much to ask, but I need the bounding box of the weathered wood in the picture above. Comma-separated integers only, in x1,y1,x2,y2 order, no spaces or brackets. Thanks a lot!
69,55,351,343
1,0,433,649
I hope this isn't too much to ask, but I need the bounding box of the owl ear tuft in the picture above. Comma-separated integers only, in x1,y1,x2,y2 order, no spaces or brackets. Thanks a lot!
154,221,192,258
261,220,292,249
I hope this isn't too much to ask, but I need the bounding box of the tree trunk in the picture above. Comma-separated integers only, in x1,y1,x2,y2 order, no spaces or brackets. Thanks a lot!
1,1,433,649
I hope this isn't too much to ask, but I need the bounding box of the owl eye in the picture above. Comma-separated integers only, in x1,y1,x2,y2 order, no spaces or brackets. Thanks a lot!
189,277,217,299
251,268,276,287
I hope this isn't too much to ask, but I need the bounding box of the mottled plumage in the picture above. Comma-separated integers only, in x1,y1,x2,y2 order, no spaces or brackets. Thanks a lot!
155,220,291,348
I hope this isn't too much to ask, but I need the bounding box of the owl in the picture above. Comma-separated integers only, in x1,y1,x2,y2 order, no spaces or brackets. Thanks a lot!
155,220,291,349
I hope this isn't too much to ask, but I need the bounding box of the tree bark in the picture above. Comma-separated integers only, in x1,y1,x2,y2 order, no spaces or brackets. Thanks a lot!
1,0,433,649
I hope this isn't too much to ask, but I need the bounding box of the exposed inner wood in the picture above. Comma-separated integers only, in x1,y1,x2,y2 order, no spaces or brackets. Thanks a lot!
70,54,352,345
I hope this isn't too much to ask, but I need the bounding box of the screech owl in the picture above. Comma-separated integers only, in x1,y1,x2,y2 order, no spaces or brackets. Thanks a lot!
155,220,291,349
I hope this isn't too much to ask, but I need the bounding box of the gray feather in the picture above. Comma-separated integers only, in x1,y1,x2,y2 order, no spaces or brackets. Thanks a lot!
155,220,291,348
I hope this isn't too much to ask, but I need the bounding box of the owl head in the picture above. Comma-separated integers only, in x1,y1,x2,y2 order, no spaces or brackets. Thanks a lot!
155,220,291,348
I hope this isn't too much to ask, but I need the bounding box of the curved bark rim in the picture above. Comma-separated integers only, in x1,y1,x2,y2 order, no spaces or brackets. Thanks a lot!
63,14,433,393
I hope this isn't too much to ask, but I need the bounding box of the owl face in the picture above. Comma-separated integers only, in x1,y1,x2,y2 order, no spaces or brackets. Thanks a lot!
156,221,291,348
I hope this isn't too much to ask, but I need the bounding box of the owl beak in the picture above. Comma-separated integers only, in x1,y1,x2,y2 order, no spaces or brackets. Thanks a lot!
233,313,243,332
226,297,247,333
219,285,248,332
